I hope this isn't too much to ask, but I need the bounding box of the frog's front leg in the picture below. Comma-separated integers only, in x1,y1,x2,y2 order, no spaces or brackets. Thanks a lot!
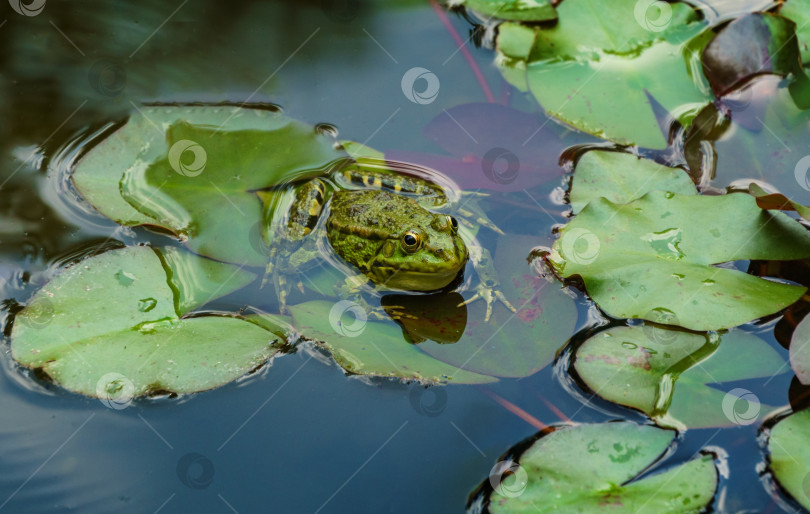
457,240,516,322
260,179,328,313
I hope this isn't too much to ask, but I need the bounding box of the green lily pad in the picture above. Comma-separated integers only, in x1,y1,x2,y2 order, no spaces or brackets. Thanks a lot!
453,0,556,22
548,191,810,330
288,300,496,384
11,246,281,398
570,150,696,214
574,325,785,428
768,409,810,511
495,0,712,149
486,421,717,513
417,234,578,378
781,0,810,64
73,105,348,267
790,315,810,385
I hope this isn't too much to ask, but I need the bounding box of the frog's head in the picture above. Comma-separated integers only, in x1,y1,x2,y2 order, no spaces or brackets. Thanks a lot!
370,212,469,291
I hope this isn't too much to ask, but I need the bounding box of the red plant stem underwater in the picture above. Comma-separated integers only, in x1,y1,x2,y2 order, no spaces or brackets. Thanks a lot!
429,0,496,103
480,388,548,431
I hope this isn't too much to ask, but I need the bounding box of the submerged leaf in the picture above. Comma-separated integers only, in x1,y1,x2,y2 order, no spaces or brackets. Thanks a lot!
575,325,785,428
485,422,717,513
11,247,278,398
418,234,577,378
549,191,810,330
702,13,810,107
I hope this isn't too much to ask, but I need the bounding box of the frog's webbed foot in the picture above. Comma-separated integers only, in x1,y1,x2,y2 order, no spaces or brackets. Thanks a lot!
457,283,517,323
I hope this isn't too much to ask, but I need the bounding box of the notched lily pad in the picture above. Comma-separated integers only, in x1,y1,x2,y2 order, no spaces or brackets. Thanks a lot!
11,246,282,399
574,325,785,428
479,421,718,513
549,191,810,330
72,105,348,267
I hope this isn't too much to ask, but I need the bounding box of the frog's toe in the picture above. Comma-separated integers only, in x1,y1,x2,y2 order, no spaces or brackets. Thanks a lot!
494,290,517,313
458,286,516,322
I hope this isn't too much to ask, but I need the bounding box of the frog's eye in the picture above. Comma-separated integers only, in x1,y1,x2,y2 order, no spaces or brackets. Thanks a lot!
448,216,459,233
401,230,422,253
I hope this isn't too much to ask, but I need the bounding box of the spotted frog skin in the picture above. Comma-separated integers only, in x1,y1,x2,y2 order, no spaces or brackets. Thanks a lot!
262,163,515,321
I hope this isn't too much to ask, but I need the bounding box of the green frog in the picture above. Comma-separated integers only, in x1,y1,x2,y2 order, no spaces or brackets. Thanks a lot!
262,160,515,322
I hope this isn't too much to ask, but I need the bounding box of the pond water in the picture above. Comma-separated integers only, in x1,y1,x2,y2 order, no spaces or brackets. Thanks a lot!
1,0,808,512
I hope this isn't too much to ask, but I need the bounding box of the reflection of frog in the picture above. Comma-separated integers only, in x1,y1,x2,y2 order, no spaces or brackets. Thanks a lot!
262,161,514,321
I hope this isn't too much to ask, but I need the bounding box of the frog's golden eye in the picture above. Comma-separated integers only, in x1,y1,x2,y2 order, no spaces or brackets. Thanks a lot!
401,230,422,253
448,216,459,233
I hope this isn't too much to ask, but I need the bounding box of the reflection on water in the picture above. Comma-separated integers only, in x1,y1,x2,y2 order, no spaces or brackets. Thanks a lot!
0,0,800,513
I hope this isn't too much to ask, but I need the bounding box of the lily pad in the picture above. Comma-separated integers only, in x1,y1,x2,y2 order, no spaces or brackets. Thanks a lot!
790,315,810,385
418,234,578,378
486,421,717,513
574,325,785,428
288,300,496,384
548,191,810,330
767,409,810,511
73,105,348,267
453,0,556,22
11,246,281,398
781,0,810,64
495,0,712,149
570,150,696,214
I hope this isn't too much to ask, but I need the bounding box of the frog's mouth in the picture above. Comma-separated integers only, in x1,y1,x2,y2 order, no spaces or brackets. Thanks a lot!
371,266,463,291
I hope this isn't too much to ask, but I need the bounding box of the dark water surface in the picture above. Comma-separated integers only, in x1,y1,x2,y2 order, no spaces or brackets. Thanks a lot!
0,1,799,512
